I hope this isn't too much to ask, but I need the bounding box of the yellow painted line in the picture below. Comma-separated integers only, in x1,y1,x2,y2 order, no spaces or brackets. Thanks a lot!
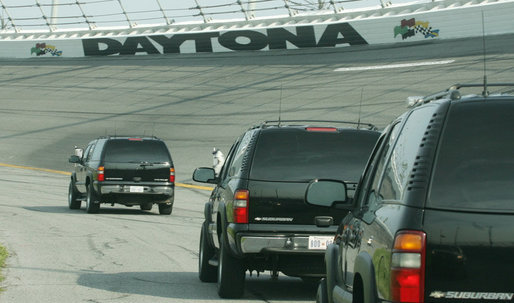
175,182,214,191
0,162,71,176
0,162,214,191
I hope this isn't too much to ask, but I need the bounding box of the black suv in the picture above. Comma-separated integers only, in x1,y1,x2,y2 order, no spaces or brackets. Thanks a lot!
68,136,175,214
192,120,380,298
306,84,514,303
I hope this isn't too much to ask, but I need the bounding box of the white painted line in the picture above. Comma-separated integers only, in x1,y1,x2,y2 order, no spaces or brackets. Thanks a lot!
334,59,456,72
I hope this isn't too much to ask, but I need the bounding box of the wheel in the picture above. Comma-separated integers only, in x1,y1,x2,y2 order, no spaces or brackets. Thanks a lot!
316,278,329,303
68,181,81,210
217,236,245,298
199,222,217,282
140,203,153,211
86,183,100,214
158,203,173,215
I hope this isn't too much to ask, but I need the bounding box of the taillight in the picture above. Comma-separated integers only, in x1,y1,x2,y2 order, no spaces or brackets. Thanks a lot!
169,168,175,183
391,230,426,303
97,166,105,182
233,190,249,224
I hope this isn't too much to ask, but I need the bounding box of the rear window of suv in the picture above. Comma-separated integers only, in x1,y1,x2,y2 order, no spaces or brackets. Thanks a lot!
250,128,379,182
103,139,171,163
428,100,514,212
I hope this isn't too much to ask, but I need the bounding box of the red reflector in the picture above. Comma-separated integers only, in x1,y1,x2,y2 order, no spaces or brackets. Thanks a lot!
234,207,248,224
306,127,337,132
391,268,422,303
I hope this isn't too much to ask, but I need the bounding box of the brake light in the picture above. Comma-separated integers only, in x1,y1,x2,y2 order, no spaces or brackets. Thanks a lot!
233,190,249,224
306,127,337,132
169,168,175,183
391,231,426,303
97,166,105,182
128,138,142,141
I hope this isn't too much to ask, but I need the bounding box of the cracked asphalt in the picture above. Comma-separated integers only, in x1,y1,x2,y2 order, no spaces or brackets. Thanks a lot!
0,35,513,302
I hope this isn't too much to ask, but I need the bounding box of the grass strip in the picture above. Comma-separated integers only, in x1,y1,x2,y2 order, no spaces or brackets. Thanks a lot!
0,244,7,291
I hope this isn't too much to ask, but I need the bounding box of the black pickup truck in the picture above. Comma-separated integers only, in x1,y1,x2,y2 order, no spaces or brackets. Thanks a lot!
193,120,380,298
306,84,514,303
68,136,175,214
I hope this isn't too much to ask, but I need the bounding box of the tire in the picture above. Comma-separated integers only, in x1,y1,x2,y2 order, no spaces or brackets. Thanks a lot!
316,278,329,303
158,203,173,215
199,222,217,282
68,181,81,210
217,236,245,298
140,203,153,211
86,183,100,214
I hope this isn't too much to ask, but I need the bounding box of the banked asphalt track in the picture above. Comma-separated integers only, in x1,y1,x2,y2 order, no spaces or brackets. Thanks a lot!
0,35,513,302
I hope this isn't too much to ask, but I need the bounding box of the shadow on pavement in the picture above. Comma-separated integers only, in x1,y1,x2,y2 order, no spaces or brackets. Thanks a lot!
77,271,317,301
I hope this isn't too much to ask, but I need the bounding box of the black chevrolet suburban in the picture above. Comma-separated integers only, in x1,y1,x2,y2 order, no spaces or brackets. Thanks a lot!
68,136,175,214
193,120,380,298
306,84,514,303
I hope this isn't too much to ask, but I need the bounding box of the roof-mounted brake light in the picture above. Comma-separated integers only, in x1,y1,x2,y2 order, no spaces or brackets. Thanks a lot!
306,127,337,132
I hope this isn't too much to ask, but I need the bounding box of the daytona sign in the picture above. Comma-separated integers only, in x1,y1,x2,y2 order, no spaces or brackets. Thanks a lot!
82,23,368,56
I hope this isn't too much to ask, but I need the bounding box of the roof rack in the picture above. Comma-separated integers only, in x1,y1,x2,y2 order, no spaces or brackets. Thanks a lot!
407,83,514,108
99,135,160,139
259,120,377,130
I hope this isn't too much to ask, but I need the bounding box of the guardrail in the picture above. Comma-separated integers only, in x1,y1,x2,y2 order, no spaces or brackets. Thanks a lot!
0,0,513,58
0,0,416,33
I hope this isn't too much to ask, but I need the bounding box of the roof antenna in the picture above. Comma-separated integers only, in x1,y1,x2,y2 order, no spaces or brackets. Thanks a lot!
481,11,489,97
357,88,364,129
278,84,283,126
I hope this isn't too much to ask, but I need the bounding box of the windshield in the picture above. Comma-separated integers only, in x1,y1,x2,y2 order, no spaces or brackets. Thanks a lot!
103,139,171,163
250,128,379,182
428,100,514,212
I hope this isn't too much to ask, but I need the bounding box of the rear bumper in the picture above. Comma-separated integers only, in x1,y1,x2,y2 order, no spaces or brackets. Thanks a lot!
239,235,331,254
94,181,174,203
226,223,337,256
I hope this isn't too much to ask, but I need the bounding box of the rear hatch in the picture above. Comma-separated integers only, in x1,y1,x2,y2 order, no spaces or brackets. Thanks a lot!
248,127,379,226
424,99,514,301
424,211,514,301
102,138,173,183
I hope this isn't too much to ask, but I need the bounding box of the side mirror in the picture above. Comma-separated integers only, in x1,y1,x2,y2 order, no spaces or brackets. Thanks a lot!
193,167,217,184
69,155,81,164
305,180,349,208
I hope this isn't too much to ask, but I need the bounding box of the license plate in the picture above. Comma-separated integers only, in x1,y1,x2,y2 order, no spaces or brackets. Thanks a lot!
308,236,334,250
129,186,144,193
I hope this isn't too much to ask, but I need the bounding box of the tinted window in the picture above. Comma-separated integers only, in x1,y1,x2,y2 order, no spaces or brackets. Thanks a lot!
429,100,514,212
380,105,437,201
103,139,171,163
250,129,379,182
90,139,106,161
364,122,401,211
83,142,94,162
228,130,256,178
